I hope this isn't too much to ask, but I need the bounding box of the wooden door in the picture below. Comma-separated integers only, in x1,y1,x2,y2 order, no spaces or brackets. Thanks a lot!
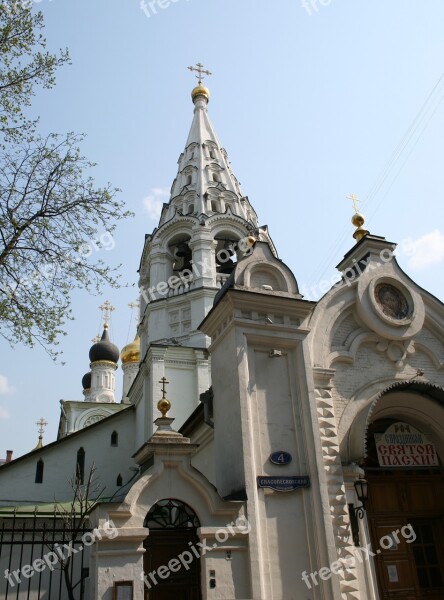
366,472,444,599
144,530,201,600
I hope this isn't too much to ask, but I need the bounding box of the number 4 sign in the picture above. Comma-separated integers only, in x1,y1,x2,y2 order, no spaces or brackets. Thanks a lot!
270,451,292,465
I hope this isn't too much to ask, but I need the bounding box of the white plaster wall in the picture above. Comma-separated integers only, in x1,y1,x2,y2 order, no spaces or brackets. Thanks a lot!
0,408,136,506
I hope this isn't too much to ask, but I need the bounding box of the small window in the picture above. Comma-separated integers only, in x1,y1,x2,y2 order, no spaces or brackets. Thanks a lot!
209,149,216,159
111,431,118,447
185,174,192,185
212,173,220,183
76,447,85,485
35,459,44,484
116,474,123,487
187,204,194,215
211,200,219,212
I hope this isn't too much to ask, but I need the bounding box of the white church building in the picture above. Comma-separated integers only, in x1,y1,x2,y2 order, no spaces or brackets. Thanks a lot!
1,73,444,600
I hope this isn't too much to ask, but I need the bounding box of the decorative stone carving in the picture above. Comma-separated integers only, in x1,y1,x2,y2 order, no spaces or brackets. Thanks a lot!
376,339,415,369
315,384,361,599
357,274,425,341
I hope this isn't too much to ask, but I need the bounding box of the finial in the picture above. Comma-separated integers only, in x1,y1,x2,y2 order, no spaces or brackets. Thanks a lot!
99,300,115,327
346,193,369,242
128,299,140,327
157,376,171,417
188,62,212,84
188,63,211,103
35,417,48,450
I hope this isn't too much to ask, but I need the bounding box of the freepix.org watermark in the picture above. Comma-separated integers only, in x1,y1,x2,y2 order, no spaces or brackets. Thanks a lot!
301,523,416,589
299,236,417,301
301,0,333,16
141,516,250,590
3,230,115,301
140,235,254,305
140,0,190,19
3,520,117,587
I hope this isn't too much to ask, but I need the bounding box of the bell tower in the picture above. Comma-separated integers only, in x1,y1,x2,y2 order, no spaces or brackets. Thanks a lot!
133,67,275,445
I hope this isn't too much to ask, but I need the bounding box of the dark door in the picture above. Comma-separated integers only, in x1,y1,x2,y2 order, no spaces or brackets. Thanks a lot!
143,500,202,600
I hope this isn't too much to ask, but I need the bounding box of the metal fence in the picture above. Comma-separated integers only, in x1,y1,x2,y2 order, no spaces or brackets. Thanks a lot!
0,507,91,600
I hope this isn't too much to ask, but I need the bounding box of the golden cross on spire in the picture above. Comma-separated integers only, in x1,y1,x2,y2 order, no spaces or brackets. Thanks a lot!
99,300,115,326
188,62,212,84
346,193,361,214
36,417,48,435
159,377,169,399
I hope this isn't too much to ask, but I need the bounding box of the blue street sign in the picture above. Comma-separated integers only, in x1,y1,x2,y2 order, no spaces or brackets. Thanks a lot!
257,476,310,492
269,451,292,465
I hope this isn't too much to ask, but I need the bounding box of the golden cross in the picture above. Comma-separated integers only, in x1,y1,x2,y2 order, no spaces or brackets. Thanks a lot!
346,193,361,214
159,377,169,399
99,300,115,325
188,62,212,84
36,418,48,435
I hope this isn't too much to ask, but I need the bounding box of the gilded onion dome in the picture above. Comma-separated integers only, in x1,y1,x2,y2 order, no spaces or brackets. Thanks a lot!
120,336,140,365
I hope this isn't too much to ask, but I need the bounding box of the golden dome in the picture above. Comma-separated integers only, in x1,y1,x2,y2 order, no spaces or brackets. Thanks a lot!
191,84,210,102
351,212,365,228
120,336,140,365
157,397,171,417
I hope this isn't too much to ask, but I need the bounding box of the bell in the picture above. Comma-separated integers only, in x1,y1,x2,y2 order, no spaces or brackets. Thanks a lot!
223,240,235,253
175,241,189,257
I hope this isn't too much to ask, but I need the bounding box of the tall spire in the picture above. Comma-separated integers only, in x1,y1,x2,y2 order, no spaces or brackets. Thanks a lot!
159,65,258,227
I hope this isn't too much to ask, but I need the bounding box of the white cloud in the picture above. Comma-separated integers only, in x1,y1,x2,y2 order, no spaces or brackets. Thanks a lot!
0,407,10,420
407,229,444,271
0,375,15,396
143,187,169,220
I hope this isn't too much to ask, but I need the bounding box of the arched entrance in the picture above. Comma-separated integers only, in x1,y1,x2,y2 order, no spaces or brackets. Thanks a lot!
365,415,444,599
143,499,202,600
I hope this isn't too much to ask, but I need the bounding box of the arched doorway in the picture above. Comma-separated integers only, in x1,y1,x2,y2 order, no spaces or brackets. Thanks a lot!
143,499,202,600
365,416,444,599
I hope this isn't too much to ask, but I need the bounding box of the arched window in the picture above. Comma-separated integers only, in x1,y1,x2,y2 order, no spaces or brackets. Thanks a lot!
212,173,221,183
111,431,118,447
185,174,192,185
35,459,44,484
211,200,219,212
187,203,194,215
209,149,216,159
144,499,200,529
116,474,123,487
76,447,85,484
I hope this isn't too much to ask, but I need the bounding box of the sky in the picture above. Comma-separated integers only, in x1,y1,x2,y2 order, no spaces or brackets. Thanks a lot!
1,0,444,458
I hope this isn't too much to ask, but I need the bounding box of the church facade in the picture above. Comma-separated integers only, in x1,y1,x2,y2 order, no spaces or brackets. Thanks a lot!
0,76,444,600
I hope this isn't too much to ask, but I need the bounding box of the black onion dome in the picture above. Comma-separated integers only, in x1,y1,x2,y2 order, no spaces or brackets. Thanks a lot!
82,371,92,390
89,326,120,364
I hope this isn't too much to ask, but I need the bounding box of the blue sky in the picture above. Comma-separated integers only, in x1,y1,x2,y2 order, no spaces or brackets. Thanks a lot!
1,0,444,458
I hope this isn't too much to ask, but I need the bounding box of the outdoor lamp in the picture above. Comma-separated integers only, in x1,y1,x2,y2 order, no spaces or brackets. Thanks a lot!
348,478,369,546
353,478,368,516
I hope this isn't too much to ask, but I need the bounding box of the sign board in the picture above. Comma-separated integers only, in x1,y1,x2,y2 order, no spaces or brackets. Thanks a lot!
257,476,310,491
375,422,438,468
269,451,292,465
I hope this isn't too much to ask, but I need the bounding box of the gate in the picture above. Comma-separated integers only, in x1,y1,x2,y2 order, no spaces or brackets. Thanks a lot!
0,506,92,600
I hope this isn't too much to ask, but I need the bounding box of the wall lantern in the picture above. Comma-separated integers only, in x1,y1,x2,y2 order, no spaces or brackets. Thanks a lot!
348,478,369,547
